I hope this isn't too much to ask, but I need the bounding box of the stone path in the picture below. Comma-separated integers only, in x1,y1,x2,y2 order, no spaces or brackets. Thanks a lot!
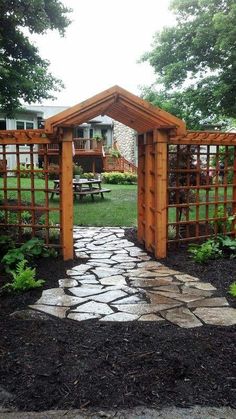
30,227,236,328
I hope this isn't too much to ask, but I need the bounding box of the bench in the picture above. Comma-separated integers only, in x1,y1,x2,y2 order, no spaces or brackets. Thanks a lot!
74,188,111,200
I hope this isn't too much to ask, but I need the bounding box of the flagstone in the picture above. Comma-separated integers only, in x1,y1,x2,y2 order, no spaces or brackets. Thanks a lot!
99,275,127,286
87,259,116,266
72,301,114,315
29,305,68,319
67,264,90,275
152,284,180,292
139,314,165,321
181,286,214,297
59,278,78,288
187,297,229,308
92,290,128,303
35,288,84,306
162,307,202,328
112,301,181,315
73,274,97,281
90,253,112,259
111,255,140,262
115,295,144,304
146,293,183,307
75,252,89,259
78,278,99,285
130,277,176,287
184,282,217,291
92,267,125,278
193,307,236,326
137,261,163,269
67,312,101,321
150,290,204,303
100,312,138,321
117,262,136,270
69,286,105,297
175,274,200,282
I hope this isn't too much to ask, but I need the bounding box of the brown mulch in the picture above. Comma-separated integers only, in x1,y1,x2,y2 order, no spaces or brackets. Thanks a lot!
0,229,235,412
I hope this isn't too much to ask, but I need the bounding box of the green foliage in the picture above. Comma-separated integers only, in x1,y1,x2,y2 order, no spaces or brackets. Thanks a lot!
2,248,26,272
0,235,15,254
3,260,44,292
141,0,236,122
109,149,122,158
188,239,222,263
0,0,71,116
16,165,44,179
73,164,84,177
102,172,137,184
83,172,95,180
211,146,234,183
1,237,57,272
189,234,236,263
212,206,235,234
229,282,236,297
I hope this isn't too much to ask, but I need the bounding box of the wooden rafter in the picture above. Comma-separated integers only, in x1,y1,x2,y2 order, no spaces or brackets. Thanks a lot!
45,85,186,135
0,129,52,145
170,131,236,145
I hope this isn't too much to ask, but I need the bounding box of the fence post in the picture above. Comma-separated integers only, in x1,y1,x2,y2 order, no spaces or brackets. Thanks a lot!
61,128,74,260
154,129,168,258
137,134,145,242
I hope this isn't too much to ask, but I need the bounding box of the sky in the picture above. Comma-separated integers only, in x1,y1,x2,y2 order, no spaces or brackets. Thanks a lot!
32,0,174,106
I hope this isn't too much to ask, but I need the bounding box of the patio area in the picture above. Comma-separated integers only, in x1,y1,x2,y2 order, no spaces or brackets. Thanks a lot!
29,227,236,328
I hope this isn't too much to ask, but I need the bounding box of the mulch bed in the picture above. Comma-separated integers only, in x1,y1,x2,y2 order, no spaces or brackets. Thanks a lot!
0,229,235,412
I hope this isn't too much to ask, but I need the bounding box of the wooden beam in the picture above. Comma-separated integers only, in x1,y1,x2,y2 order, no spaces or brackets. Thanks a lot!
154,129,168,258
170,131,236,145
137,134,145,243
144,132,154,251
0,129,51,144
61,129,74,260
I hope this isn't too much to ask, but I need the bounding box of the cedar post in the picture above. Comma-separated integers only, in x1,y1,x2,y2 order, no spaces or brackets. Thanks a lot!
137,134,145,243
154,129,168,258
144,132,154,251
61,128,74,260
233,147,236,237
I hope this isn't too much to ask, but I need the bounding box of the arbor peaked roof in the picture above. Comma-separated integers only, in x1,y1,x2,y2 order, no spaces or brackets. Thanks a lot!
45,85,186,135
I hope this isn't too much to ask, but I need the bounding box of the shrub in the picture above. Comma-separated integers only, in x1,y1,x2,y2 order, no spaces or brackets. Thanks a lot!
102,172,137,184
3,259,45,292
188,235,236,263
83,172,95,180
73,164,83,177
0,235,15,254
229,282,236,297
15,165,44,179
48,164,60,180
1,237,57,272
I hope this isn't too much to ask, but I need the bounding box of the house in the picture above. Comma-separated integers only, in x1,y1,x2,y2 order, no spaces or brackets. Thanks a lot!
0,105,137,172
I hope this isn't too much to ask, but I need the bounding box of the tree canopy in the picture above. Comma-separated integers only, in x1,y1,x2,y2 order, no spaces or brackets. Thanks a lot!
141,0,236,128
0,0,71,116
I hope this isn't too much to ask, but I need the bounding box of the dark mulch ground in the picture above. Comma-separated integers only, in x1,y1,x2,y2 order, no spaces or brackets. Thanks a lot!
0,229,235,412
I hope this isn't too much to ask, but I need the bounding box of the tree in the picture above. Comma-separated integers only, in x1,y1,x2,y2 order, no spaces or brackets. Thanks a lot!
0,0,71,116
141,0,236,126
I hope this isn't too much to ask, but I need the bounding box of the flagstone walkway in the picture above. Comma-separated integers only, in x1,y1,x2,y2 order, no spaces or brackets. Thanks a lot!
30,227,236,328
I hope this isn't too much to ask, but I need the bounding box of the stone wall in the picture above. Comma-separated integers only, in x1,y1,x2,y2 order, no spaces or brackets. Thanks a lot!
113,121,137,164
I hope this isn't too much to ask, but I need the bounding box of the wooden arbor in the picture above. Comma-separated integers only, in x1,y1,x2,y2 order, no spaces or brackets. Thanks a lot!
45,85,186,259
1,86,236,260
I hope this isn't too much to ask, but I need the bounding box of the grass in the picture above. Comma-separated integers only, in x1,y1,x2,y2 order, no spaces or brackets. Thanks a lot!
0,177,233,227
0,178,138,227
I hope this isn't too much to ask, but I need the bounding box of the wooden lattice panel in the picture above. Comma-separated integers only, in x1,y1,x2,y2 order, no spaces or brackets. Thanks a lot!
167,144,236,245
0,143,61,248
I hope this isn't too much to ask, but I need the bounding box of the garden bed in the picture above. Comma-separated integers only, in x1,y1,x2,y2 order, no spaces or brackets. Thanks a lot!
0,231,235,412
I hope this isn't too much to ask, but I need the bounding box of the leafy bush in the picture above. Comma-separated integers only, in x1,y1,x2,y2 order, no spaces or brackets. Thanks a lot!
16,165,44,179
83,172,95,180
73,164,83,176
188,235,236,263
3,259,45,292
1,237,57,272
229,282,236,297
0,235,15,254
102,172,137,184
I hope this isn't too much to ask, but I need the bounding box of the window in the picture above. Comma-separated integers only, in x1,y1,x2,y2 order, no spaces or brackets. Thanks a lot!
16,121,34,130
89,129,93,138
0,120,6,130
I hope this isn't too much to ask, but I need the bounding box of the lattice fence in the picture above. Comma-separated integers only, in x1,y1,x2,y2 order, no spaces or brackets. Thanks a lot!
167,144,236,245
0,141,61,248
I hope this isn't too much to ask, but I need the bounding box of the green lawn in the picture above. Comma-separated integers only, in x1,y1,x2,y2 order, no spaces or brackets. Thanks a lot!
0,177,233,227
0,178,138,227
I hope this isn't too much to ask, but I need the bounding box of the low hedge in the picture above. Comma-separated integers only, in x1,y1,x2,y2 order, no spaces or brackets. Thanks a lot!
102,172,137,184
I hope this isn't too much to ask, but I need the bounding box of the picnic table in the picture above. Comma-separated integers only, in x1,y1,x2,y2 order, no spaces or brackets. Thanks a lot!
50,178,111,201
